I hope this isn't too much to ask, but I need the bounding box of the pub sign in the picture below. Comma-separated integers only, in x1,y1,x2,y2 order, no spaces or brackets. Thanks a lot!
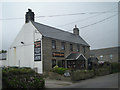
52,52,64,57
34,41,41,61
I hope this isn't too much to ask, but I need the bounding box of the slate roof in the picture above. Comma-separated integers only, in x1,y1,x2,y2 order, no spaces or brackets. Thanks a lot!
66,53,80,60
31,21,89,46
66,53,87,60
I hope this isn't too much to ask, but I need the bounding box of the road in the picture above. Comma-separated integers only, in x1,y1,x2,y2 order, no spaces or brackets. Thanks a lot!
45,73,119,88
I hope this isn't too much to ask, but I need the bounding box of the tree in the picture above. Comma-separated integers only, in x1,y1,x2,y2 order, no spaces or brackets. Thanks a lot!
0,50,7,53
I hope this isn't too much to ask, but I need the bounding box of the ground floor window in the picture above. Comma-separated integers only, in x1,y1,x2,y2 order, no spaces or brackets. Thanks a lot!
58,60,65,68
62,60,65,68
52,59,56,68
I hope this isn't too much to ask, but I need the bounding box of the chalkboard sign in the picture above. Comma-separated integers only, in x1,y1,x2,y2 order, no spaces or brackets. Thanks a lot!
64,70,71,77
34,41,41,61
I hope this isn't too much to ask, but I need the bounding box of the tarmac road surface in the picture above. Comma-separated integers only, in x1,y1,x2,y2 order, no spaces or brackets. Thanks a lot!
45,73,119,88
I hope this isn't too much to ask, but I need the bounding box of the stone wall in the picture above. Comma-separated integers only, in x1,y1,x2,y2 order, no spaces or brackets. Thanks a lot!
71,70,94,81
42,36,90,73
91,47,120,62
48,72,71,81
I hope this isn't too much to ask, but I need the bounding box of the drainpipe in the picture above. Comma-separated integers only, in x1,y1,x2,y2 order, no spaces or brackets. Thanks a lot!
19,60,20,67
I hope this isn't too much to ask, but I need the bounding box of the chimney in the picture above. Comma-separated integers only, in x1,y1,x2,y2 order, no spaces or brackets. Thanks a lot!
73,25,79,35
25,9,35,23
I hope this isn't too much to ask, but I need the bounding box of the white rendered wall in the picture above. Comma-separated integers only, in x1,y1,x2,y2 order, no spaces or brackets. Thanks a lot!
1,60,8,67
7,21,43,74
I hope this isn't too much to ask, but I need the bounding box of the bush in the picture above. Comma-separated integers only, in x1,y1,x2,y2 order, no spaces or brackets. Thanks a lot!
2,67,45,89
52,66,68,75
2,67,35,76
111,62,120,73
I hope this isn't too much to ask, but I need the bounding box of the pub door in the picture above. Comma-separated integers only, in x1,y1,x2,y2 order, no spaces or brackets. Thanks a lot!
76,60,85,69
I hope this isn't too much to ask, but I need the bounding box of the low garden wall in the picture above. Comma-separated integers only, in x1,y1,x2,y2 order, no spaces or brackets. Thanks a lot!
48,68,111,81
46,62,120,81
48,66,71,81
94,68,111,76
71,70,94,81
48,72,71,81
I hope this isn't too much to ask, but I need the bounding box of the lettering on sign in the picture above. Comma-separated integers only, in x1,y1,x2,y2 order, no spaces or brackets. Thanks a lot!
52,52,64,57
34,41,41,61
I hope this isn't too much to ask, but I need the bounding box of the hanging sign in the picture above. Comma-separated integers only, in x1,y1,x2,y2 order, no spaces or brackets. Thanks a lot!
34,41,41,61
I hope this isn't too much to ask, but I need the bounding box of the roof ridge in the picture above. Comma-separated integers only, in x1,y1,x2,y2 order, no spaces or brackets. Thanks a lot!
91,46,119,51
32,21,76,35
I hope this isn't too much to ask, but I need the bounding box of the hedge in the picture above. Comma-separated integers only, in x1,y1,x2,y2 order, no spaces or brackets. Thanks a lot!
2,67,45,89
111,62,120,73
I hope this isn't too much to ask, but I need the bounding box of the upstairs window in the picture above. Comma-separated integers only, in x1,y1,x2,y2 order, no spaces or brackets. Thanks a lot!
70,44,73,51
110,54,113,59
77,44,80,52
83,46,86,54
52,40,56,49
100,55,103,60
61,42,65,50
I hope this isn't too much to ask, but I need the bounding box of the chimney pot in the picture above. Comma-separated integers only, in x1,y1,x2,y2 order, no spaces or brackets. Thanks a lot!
25,9,35,23
73,25,79,35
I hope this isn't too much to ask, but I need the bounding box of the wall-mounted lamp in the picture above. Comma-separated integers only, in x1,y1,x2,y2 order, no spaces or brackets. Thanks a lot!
21,41,24,44
13,46,16,48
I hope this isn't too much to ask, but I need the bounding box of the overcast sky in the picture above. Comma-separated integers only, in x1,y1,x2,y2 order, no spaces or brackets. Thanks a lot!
0,2,119,50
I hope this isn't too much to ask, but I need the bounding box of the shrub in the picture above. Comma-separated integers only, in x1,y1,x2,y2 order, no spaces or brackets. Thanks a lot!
2,67,45,89
53,66,68,75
